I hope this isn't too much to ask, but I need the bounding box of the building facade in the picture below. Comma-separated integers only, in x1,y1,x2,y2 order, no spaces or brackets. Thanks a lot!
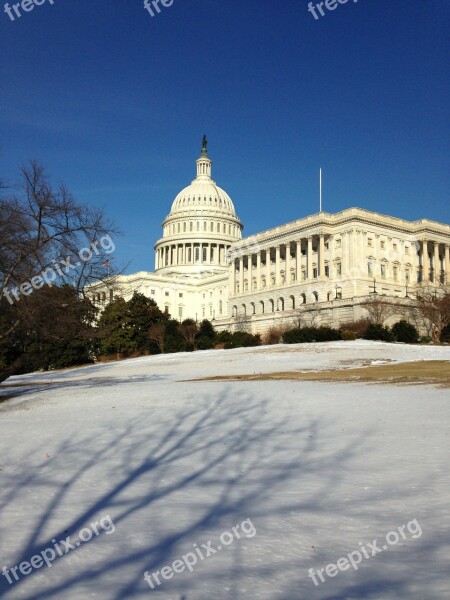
87,141,450,333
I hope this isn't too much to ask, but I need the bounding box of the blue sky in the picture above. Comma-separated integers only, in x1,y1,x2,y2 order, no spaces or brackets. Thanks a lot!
1,0,449,273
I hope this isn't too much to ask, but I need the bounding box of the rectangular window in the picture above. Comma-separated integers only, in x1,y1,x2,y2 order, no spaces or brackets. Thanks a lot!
291,272,296,282
150,289,155,294
405,270,410,283
368,262,373,276
302,271,307,281
381,264,386,278
165,291,169,297
393,266,398,281
393,243,398,252
405,246,410,254
336,239,342,248
178,306,183,319
179,293,183,298
313,268,318,279
367,238,373,247
381,241,385,249
336,262,342,275
325,265,329,277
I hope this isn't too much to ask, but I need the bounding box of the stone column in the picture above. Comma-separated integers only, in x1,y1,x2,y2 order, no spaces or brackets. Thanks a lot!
239,256,244,294
434,242,440,283
296,240,302,282
329,236,334,279
422,240,429,282
229,259,236,296
275,245,281,286
307,236,313,280
266,248,271,287
445,245,450,283
285,243,291,285
256,250,262,290
319,234,325,278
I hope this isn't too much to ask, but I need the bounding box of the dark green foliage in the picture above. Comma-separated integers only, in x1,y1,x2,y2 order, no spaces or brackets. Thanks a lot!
98,292,167,356
440,324,450,343
282,327,342,344
196,336,215,350
1,285,97,372
363,324,393,342
164,319,187,353
216,330,233,343
197,319,215,341
223,331,261,349
391,320,419,344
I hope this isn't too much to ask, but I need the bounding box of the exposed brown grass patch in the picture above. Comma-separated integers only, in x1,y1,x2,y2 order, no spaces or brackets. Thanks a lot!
191,360,450,388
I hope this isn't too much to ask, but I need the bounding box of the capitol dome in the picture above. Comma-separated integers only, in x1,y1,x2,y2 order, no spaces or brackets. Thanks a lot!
154,138,243,276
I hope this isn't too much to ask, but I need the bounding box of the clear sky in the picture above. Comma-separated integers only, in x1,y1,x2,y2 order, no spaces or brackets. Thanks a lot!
1,0,449,274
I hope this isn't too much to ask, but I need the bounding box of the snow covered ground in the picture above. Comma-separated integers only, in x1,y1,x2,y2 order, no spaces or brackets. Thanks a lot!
0,340,449,600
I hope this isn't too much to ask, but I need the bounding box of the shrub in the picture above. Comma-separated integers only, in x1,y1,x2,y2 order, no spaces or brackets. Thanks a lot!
341,330,357,341
314,326,342,342
339,319,370,338
263,326,284,345
224,332,261,349
363,324,393,342
196,336,215,350
282,327,341,344
391,320,419,344
440,325,450,343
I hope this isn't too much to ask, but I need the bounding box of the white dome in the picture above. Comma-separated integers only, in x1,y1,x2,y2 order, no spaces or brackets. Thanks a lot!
170,180,237,218
154,140,243,275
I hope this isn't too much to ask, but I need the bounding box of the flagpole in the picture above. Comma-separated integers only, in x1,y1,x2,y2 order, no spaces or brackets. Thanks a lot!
319,168,322,213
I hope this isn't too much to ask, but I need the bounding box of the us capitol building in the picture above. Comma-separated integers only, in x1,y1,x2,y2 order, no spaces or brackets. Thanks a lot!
88,138,450,333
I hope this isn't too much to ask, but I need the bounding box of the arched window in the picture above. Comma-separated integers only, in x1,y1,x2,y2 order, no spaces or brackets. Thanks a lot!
196,221,200,231
260,300,265,314
183,222,186,232
203,221,207,231
269,299,275,313
202,246,207,261
195,247,200,262
301,293,306,304
313,291,319,302
219,300,223,315
290,295,295,309
190,222,193,232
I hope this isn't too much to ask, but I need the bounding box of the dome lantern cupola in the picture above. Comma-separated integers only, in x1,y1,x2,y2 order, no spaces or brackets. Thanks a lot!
196,134,212,179
154,137,243,275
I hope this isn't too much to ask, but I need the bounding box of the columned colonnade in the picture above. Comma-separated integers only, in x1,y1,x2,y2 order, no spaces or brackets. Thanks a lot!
156,242,230,269
420,240,450,283
230,233,332,295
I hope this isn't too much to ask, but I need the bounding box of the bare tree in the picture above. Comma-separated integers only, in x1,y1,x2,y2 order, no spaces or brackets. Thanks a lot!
0,160,118,382
291,305,321,328
233,311,250,333
411,285,450,342
177,319,198,350
148,323,166,354
361,297,399,326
